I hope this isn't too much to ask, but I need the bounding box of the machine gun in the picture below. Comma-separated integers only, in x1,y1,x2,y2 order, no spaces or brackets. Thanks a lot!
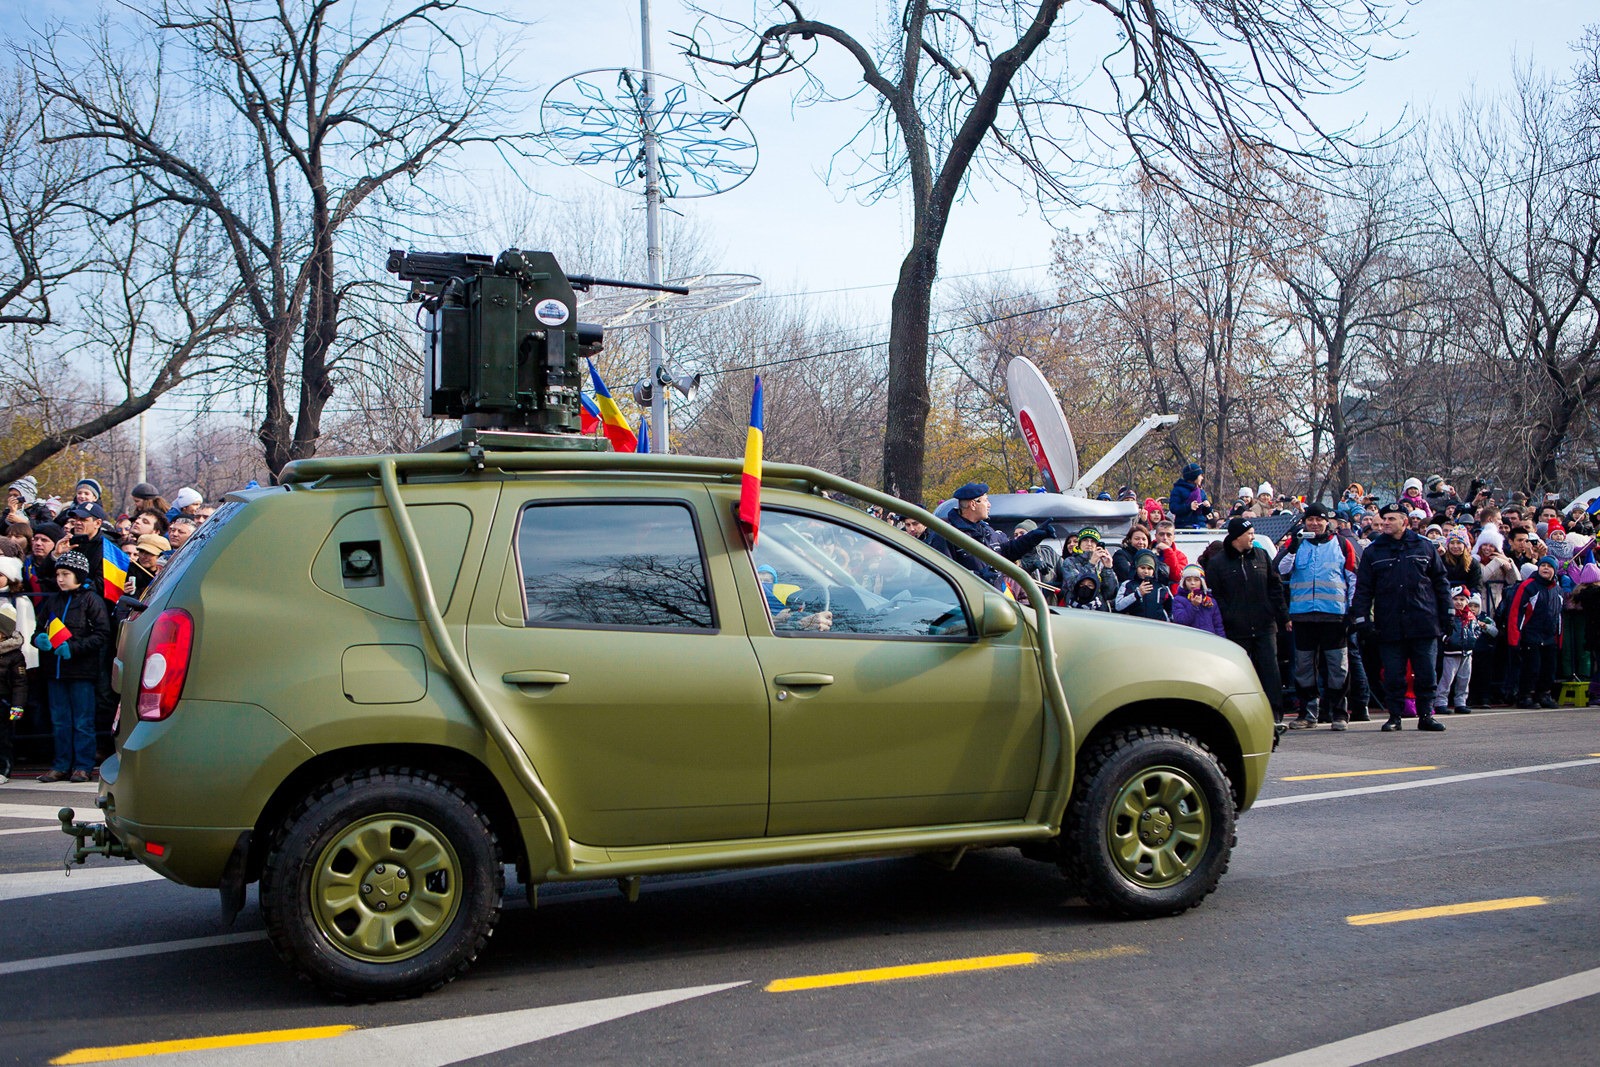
386,248,686,450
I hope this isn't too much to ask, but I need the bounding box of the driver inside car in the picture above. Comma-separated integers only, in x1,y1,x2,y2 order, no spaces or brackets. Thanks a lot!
756,564,833,632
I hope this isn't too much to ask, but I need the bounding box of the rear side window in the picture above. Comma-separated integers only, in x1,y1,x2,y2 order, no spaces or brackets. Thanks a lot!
141,499,247,598
517,502,715,630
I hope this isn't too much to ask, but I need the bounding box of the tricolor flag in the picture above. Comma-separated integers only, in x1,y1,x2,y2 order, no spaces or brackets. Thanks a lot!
637,414,651,455
101,540,130,603
46,616,72,649
738,375,763,544
586,361,638,453
579,392,602,437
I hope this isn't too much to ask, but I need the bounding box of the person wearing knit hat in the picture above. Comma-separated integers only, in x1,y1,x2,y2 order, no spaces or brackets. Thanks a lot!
169,487,203,519
1503,554,1565,708
73,479,102,505
0,555,36,782
1056,526,1117,604
1436,584,1487,716
1204,514,1287,721
1348,492,1453,732
6,475,36,513
1113,549,1172,621
1169,462,1210,530
32,547,111,782
1440,527,1481,598
1172,563,1225,638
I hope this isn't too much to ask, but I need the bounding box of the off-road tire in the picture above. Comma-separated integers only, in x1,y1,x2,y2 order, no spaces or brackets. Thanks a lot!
1060,726,1236,918
259,768,503,1000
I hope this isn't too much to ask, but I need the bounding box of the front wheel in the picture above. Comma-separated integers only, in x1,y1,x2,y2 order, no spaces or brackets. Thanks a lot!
1060,727,1236,918
260,768,503,999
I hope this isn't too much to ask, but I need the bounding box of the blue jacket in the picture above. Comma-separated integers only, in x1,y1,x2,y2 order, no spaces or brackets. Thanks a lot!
1280,534,1355,619
1168,479,1209,529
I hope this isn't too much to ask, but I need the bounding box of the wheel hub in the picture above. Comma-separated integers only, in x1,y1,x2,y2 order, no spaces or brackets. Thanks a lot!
1108,766,1211,888
1137,807,1174,846
359,863,410,911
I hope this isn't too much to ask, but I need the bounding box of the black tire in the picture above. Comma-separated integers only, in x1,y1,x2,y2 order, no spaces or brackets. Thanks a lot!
259,768,503,999
1060,726,1236,918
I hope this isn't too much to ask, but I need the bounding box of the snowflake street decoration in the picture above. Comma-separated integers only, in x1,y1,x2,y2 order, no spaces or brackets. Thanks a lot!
541,68,759,199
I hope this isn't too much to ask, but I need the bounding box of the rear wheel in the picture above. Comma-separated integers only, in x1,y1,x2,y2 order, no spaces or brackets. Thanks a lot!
1060,727,1235,917
260,768,502,999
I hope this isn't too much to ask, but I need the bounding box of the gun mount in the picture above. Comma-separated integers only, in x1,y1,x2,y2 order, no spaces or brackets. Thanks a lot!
386,248,686,452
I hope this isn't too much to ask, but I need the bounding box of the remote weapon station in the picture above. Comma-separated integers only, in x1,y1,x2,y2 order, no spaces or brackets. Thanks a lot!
385,248,685,452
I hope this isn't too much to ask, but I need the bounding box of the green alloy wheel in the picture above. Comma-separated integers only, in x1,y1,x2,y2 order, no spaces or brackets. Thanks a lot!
310,814,462,963
261,769,503,999
1061,727,1236,918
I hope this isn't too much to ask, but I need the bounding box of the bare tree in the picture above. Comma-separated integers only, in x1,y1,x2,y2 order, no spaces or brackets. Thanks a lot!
1427,66,1600,493
30,1,522,480
681,0,1401,502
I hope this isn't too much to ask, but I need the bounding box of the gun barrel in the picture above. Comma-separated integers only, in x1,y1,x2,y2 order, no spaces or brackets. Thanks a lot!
568,273,690,296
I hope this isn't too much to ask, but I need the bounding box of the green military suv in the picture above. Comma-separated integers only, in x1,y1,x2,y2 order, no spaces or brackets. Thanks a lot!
84,447,1274,999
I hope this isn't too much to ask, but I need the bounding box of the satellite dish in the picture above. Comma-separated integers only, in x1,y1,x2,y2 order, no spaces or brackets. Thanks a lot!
1006,357,1080,494
577,272,761,330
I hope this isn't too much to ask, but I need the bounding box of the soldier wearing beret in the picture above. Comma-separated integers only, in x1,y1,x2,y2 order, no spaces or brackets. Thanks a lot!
936,483,1055,592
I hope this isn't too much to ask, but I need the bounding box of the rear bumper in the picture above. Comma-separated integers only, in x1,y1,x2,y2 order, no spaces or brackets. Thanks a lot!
101,699,315,887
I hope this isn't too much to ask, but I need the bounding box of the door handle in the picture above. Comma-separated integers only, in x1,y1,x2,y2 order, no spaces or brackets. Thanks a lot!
773,672,834,688
502,670,571,691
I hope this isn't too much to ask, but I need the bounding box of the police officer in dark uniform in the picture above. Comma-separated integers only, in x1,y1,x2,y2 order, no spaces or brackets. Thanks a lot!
938,482,1055,591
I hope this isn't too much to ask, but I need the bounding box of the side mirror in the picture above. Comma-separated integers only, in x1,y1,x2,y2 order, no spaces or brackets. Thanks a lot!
978,592,1019,638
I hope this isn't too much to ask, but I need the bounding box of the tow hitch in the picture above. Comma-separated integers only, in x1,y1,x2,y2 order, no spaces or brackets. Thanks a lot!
58,807,136,867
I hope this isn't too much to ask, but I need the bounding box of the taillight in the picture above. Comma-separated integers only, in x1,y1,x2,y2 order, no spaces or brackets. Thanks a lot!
137,609,194,722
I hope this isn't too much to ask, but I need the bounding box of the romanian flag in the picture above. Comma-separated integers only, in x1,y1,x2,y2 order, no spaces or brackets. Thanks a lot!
738,375,763,544
46,616,72,649
586,361,638,453
579,392,602,436
637,415,650,455
101,540,130,603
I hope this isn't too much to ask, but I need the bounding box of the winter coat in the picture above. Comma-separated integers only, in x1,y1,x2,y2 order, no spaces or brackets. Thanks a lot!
21,552,58,596
1505,576,1564,648
1115,578,1173,621
1172,592,1226,637
1397,490,1433,519
1113,545,1169,587
1478,554,1521,617
938,514,1052,591
1203,542,1286,639
35,588,110,682
1348,529,1452,641
1442,611,1490,653
1158,543,1189,593
1057,552,1118,603
1168,478,1209,529
1441,552,1483,595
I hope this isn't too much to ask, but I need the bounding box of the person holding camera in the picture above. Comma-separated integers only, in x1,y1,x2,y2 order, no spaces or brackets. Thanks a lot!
1276,502,1358,730
1168,462,1210,530
1057,527,1118,605
1348,502,1453,732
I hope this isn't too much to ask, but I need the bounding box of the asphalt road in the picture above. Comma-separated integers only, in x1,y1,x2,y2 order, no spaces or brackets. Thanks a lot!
3,707,1599,1065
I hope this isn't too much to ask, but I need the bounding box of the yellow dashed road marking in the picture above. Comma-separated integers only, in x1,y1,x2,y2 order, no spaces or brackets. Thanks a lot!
765,945,1144,992
52,1025,356,1064
1347,896,1548,927
1281,766,1437,781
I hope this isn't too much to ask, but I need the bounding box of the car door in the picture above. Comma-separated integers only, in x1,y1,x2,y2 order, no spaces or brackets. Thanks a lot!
464,482,770,847
712,491,1046,836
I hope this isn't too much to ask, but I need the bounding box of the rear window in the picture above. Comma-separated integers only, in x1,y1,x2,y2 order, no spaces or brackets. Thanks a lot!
140,500,247,599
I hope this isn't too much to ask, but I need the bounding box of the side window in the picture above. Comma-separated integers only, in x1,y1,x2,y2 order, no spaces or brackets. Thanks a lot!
754,509,971,638
517,502,715,630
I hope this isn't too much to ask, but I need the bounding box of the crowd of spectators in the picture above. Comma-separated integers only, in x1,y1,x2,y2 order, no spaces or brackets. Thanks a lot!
0,476,215,783
897,469,1600,737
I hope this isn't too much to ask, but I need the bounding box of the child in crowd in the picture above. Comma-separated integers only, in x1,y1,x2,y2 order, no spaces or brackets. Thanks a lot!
1171,564,1225,636
0,557,36,783
1437,585,1495,715
1064,573,1109,612
32,551,110,783
1115,550,1172,621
